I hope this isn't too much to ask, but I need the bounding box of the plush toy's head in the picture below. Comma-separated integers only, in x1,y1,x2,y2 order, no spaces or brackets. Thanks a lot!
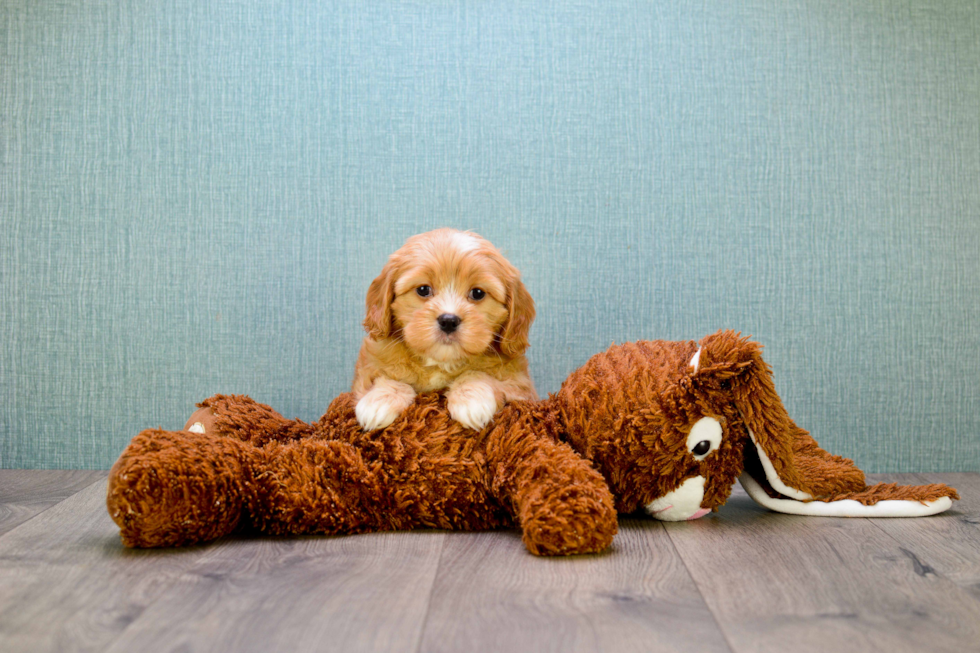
556,331,958,520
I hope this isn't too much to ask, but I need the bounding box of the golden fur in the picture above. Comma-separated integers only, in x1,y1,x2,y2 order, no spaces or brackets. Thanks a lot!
353,228,536,431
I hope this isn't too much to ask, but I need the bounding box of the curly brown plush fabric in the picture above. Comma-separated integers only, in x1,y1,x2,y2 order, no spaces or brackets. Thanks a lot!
107,330,958,555
109,393,617,555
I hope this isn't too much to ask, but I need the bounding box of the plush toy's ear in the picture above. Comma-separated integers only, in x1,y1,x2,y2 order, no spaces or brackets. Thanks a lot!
692,331,959,517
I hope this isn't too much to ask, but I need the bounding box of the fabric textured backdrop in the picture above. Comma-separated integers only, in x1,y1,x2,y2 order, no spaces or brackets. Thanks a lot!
2,0,978,471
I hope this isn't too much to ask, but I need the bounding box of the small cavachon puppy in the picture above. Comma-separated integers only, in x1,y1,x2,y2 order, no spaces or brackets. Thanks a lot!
353,228,537,431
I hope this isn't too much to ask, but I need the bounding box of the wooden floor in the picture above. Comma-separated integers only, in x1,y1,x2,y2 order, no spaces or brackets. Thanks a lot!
0,471,978,653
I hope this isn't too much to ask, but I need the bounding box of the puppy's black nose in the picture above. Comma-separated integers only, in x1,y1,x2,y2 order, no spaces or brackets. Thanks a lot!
437,313,461,334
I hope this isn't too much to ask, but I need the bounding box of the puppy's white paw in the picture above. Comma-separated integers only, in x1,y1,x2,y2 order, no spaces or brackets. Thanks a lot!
355,396,400,431
356,380,416,431
447,380,499,431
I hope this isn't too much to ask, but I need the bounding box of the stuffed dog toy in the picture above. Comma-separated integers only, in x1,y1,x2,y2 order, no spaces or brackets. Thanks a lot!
107,331,958,556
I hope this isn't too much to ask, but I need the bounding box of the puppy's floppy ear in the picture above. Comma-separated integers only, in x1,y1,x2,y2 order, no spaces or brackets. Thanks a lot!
499,275,535,358
692,330,958,517
363,260,397,340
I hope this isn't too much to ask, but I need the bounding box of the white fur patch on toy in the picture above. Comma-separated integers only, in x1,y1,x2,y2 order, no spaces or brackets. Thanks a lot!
645,475,711,521
739,473,954,517
188,422,206,434
689,348,702,371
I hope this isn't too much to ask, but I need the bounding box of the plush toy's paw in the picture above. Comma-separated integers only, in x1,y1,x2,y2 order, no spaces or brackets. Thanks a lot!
447,377,499,431
107,429,248,547
521,486,618,556
355,378,416,431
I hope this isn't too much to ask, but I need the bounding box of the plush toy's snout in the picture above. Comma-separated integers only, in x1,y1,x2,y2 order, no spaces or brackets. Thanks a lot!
643,415,726,521
644,476,711,521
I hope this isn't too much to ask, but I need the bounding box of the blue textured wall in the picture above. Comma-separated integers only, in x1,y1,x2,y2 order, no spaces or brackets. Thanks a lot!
2,1,978,470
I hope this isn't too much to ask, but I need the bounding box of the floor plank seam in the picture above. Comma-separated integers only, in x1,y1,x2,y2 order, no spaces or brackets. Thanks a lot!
0,471,109,546
659,521,739,653
409,532,450,653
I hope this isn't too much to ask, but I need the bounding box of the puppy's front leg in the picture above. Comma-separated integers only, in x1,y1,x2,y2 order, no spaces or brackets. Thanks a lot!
355,378,417,431
447,372,502,431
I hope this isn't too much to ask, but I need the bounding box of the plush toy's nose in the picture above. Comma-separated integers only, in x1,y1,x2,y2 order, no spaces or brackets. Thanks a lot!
437,313,461,334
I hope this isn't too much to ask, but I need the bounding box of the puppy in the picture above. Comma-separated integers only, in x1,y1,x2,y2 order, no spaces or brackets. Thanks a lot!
353,228,537,431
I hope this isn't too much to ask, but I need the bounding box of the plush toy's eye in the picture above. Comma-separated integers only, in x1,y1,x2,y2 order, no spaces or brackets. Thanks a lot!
416,285,432,298
468,288,486,301
687,417,722,460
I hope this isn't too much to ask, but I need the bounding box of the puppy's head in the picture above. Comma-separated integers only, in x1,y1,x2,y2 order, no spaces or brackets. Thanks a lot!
364,228,534,363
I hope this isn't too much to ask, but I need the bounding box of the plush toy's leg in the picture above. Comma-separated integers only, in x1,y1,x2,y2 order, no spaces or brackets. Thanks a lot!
107,429,251,547
486,405,618,556
108,427,387,547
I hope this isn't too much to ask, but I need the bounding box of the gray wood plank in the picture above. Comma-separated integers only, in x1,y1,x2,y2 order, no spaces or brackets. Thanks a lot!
0,478,215,653
102,530,447,653
665,480,980,653
417,521,733,653
2,471,975,653
0,470,106,536
867,472,980,601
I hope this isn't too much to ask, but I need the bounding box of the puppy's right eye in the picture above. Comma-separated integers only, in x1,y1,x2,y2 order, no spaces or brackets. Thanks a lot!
416,285,432,298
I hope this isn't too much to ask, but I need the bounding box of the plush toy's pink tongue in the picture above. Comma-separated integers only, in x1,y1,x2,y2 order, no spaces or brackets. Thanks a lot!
687,508,710,520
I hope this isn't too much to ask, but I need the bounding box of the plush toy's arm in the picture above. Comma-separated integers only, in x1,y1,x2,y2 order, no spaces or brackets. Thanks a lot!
484,403,618,556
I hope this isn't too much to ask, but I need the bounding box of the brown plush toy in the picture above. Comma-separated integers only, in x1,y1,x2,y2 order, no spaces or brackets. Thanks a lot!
107,331,958,555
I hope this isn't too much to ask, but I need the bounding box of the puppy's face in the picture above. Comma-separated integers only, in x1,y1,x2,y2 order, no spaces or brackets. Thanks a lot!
364,229,534,364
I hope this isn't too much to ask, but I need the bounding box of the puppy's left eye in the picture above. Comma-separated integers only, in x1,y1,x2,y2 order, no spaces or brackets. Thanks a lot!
468,288,486,301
